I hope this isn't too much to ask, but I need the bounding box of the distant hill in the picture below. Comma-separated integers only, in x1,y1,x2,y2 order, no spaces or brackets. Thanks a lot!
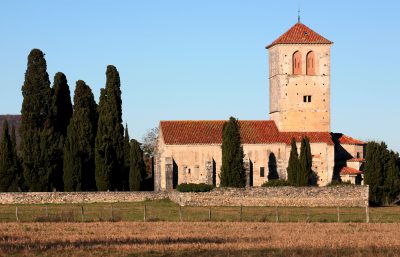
0,115,21,149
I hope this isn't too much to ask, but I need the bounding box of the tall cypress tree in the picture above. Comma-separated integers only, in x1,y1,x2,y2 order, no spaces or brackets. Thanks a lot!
63,80,98,191
122,124,130,191
384,151,400,204
299,137,313,186
364,141,386,205
52,72,73,137
220,117,246,187
45,72,73,191
20,49,52,191
11,125,23,190
0,120,18,191
129,139,145,191
95,65,124,191
287,138,300,186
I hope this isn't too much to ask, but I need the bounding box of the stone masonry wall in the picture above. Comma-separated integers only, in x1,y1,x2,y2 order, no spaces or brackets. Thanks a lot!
0,186,368,207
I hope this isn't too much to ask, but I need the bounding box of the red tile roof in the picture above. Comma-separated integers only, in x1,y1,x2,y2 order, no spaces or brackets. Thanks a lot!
160,120,335,145
340,167,363,175
266,22,333,49
347,158,365,162
335,134,366,145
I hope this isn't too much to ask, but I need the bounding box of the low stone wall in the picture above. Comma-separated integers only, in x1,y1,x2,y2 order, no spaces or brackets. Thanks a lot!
171,186,369,207
0,192,168,205
0,186,368,207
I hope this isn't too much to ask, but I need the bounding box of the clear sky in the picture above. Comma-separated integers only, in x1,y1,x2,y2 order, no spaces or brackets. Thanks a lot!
1,0,399,152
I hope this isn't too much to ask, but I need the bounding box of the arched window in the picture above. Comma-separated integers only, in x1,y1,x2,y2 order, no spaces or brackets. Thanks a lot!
306,51,315,75
293,51,302,75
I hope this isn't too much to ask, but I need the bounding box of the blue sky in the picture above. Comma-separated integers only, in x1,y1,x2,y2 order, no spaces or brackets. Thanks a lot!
0,0,399,152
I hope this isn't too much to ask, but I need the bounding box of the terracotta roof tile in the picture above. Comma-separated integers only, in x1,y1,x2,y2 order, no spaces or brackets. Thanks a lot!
347,158,365,162
160,120,334,145
266,22,332,49
340,167,363,175
334,134,366,145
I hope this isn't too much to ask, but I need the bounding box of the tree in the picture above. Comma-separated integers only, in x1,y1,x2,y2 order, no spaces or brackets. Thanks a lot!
63,80,98,191
298,137,313,186
95,65,124,191
122,124,130,191
129,139,146,191
52,72,73,137
45,72,73,191
364,141,386,205
20,49,52,191
0,120,19,191
287,138,300,186
142,127,159,157
220,117,246,187
383,151,400,204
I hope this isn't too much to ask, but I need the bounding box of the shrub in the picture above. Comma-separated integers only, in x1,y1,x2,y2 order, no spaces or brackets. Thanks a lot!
176,183,213,192
261,179,291,187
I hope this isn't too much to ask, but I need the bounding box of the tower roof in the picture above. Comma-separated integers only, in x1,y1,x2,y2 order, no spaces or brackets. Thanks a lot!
266,22,333,49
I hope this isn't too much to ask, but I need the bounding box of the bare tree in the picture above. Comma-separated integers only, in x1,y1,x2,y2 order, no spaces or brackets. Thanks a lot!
141,127,159,157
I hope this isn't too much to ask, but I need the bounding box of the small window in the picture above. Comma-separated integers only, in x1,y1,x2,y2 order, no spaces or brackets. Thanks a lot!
303,95,312,103
356,152,360,158
260,167,265,177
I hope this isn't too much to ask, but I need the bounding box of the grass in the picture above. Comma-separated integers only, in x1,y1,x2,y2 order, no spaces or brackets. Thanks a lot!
1,222,400,256
0,199,400,223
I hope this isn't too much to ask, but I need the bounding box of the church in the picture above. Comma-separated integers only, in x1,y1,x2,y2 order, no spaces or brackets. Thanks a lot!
154,21,365,191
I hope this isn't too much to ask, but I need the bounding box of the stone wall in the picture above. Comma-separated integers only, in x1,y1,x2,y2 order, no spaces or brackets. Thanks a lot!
0,186,368,207
171,186,369,207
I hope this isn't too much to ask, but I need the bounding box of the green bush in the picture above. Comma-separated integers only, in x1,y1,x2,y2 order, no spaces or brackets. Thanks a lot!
176,183,213,192
261,179,291,187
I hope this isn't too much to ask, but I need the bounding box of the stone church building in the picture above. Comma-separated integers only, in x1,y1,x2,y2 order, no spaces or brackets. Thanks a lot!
154,22,365,191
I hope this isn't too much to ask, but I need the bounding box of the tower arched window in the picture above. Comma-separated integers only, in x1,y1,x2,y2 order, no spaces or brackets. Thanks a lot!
293,51,302,75
306,51,315,75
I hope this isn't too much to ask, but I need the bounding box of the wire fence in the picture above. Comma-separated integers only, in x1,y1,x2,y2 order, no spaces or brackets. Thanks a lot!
1,203,399,223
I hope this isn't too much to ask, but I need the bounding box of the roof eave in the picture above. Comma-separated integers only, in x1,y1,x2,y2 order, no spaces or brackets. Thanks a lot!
266,42,334,49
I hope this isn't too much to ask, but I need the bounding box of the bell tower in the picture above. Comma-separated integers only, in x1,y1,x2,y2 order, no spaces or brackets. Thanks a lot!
266,22,333,132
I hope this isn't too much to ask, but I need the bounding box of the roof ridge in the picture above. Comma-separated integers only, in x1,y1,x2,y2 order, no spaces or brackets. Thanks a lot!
266,22,332,49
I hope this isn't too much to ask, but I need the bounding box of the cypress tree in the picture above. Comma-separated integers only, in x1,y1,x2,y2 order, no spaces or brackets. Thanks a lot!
383,151,400,204
129,139,145,191
20,49,52,191
52,72,73,137
11,125,23,190
46,72,73,191
95,65,124,191
364,141,386,205
299,137,313,186
0,120,18,191
122,124,130,191
220,117,246,187
63,80,98,191
287,138,300,186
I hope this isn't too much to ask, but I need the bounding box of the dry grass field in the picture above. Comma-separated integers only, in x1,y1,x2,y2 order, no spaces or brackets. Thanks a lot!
1,222,400,257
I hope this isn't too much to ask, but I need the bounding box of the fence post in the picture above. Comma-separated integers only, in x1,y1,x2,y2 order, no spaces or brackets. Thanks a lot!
179,206,182,222
275,206,279,223
144,204,147,222
240,205,243,222
15,206,19,222
208,206,212,221
81,206,84,222
337,206,340,223
366,205,370,223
